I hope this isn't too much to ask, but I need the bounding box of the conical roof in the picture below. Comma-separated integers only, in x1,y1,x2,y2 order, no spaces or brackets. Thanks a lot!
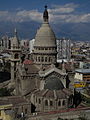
11,28,19,48
34,6,56,47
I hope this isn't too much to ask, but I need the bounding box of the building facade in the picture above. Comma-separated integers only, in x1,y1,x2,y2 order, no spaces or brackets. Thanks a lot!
15,6,73,113
32,6,57,66
0,35,11,52
29,39,35,53
10,29,21,82
57,38,71,62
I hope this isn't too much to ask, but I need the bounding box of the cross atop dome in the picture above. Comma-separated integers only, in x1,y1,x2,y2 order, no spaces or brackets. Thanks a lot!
43,5,49,22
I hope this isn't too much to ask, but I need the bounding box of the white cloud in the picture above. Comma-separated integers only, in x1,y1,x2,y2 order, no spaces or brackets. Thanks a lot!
62,14,90,23
0,11,8,16
49,14,90,23
48,7,74,14
0,3,90,24
64,3,78,8
16,10,42,22
49,3,78,14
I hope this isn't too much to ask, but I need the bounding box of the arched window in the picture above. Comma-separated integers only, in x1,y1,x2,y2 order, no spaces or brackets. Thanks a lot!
58,101,61,106
38,57,40,62
45,100,48,106
49,48,51,50
14,54,19,59
8,40,11,49
45,57,47,62
49,57,51,62
68,96,73,104
25,109,27,114
39,98,41,104
36,97,37,103
36,56,37,61
62,100,65,106
50,101,53,106
41,57,44,62
45,48,48,50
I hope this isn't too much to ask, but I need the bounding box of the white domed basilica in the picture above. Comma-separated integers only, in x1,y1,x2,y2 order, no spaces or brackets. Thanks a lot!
33,5,57,66
15,6,73,113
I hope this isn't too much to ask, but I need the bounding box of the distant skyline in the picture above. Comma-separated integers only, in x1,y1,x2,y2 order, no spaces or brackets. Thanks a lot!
0,0,90,41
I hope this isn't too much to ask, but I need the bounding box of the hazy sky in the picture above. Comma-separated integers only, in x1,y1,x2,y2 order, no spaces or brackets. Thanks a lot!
0,0,90,22
0,0,90,40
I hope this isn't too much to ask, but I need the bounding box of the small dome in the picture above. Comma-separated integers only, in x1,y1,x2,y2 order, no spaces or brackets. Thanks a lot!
34,23,56,47
44,76,64,90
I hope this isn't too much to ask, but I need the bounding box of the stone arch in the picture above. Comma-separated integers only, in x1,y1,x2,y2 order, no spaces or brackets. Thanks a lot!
38,98,41,104
62,100,65,106
38,57,40,62
41,56,44,62
50,100,53,106
45,57,47,62
45,99,48,106
14,53,19,59
58,100,61,106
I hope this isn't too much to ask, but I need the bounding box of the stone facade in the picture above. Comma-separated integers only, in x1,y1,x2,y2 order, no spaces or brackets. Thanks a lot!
10,29,21,82
33,6,57,66
14,6,73,114
0,96,31,119
31,89,73,112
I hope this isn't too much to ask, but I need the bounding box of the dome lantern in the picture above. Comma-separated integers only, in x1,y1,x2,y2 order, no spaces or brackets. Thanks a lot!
43,5,49,23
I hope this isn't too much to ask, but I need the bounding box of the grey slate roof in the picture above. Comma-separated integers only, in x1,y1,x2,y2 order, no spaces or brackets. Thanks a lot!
75,69,90,74
44,75,64,90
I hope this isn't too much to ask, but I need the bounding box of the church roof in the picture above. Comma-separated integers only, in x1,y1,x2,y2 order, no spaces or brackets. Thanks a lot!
39,64,67,77
21,64,40,75
44,75,64,90
34,6,56,47
0,96,29,106
33,88,72,99
34,23,56,47
23,59,33,64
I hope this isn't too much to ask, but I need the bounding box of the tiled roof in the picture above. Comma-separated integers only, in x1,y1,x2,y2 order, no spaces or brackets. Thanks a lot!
23,59,33,65
75,69,90,74
23,64,39,74
34,88,72,99
0,96,29,106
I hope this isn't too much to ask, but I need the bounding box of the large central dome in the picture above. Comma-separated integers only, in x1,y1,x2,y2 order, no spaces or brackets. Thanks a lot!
34,5,56,47
33,6,57,66
34,22,56,47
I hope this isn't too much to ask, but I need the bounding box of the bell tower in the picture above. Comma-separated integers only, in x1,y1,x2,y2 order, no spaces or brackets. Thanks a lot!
10,29,21,82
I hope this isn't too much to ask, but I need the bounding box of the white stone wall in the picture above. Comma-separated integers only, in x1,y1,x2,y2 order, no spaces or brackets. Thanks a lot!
29,39,35,53
74,73,83,80
57,38,71,62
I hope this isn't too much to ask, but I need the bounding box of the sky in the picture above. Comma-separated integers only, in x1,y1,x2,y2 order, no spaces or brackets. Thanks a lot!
0,0,90,41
